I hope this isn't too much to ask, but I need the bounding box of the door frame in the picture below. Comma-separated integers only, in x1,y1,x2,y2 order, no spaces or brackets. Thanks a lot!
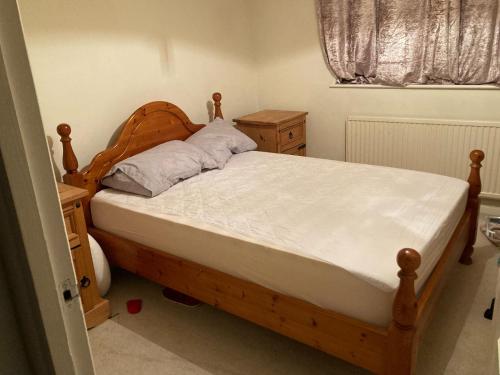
0,1,95,373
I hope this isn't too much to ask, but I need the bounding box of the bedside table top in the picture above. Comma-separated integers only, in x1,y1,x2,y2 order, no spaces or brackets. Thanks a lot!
57,182,88,205
234,110,308,126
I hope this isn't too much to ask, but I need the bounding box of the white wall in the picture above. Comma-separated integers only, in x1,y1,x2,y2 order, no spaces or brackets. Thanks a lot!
19,0,500,172
18,0,258,177
250,0,500,162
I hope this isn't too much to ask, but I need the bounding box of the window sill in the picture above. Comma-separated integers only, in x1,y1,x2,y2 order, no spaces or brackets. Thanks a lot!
329,83,499,90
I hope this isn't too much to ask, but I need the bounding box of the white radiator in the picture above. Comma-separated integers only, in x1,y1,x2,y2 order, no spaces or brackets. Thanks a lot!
346,116,500,200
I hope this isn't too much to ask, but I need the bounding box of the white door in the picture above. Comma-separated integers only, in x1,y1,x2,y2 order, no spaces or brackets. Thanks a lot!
0,1,95,374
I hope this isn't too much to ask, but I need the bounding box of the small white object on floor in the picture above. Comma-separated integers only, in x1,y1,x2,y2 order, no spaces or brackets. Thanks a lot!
88,234,111,296
481,217,500,247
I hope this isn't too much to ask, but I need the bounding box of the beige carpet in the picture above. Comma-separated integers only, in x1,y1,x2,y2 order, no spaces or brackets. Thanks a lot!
89,228,499,375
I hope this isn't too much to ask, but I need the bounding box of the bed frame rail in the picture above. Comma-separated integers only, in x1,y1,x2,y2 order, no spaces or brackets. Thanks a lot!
386,149,483,374
57,93,484,374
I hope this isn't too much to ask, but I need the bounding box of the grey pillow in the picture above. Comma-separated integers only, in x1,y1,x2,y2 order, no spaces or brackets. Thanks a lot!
102,170,152,196
102,140,214,197
186,121,257,169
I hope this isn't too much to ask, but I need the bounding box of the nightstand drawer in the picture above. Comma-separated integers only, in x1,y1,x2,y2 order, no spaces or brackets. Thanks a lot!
234,110,307,155
283,143,306,156
279,122,304,149
235,124,277,153
62,202,81,249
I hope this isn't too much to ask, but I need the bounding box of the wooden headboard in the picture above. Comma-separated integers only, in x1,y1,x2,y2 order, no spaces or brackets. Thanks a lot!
57,92,224,224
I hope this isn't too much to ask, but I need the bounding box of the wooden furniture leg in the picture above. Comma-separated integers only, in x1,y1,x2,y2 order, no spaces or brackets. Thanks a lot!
460,150,485,265
57,183,110,329
55,94,485,374
387,248,421,375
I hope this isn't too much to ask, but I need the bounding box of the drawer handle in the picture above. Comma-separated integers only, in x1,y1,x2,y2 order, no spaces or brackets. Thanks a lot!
298,144,306,150
259,134,264,141
76,201,81,208
80,276,91,288
288,131,293,140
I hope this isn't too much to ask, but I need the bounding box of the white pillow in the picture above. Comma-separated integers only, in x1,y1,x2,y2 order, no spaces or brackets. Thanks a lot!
186,121,257,169
102,140,214,197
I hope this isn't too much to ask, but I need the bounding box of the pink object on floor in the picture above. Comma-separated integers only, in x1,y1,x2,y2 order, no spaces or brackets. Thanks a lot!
127,299,142,314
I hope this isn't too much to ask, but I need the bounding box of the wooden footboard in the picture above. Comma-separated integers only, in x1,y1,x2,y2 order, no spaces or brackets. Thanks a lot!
90,225,390,373
386,150,483,374
57,93,484,374
88,197,474,375
89,202,473,375
386,212,471,374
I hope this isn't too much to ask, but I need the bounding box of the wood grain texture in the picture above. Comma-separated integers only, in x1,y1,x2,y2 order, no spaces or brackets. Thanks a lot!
58,183,109,328
234,111,307,155
234,124,277,152
84,299,111,330
58,95,484,374
279,121,305,151
234,110,308,125
57,101,206,225
57,123,79,175
89,226,388,374
460,150,485,265
282,143,307,156
212,92,223,119
62,204,80,249
57,182,87,205
386,249,420,375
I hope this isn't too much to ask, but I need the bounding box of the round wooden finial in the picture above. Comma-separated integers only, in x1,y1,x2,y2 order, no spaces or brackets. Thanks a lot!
212,92,223,119
470,149,485,164
56,123,78,174
212,92,222,102
57,123,72,137
396,249,421,273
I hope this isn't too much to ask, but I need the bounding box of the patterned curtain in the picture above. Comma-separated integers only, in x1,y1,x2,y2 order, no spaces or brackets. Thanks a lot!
316,0,500,86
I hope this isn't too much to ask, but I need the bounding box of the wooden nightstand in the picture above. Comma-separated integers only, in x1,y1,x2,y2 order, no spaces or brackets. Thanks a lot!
58,183,110,329
234,110,308,156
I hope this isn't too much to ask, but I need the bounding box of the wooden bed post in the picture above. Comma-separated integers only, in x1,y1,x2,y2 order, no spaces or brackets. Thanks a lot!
459,149,485,265
387,248,421,375
57,124,84,186
212,92,223,119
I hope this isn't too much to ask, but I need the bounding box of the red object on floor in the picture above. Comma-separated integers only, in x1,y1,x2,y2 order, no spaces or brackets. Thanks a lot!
126,299,142,314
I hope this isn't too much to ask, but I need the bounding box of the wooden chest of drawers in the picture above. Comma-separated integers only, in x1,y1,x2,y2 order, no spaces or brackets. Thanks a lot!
58,183,110,329
233,110,308,156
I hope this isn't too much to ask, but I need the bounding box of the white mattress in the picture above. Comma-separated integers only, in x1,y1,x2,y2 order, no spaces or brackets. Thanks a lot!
91,151,468,326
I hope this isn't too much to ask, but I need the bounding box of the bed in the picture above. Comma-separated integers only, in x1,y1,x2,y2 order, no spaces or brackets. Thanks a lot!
57,93,484,374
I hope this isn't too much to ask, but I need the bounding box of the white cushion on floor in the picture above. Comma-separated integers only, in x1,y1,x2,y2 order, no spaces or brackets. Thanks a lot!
88,234,111,296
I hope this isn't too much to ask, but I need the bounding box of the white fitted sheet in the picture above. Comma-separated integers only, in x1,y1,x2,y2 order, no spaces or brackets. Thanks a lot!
91,151,468,326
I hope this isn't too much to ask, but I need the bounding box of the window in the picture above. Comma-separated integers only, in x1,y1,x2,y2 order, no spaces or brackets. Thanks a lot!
317,0,500,86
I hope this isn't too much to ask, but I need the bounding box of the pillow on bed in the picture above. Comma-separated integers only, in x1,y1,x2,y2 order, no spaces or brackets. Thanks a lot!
206,119,257,153
102,140,213,197
186,121,257,169
101,169,152,197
